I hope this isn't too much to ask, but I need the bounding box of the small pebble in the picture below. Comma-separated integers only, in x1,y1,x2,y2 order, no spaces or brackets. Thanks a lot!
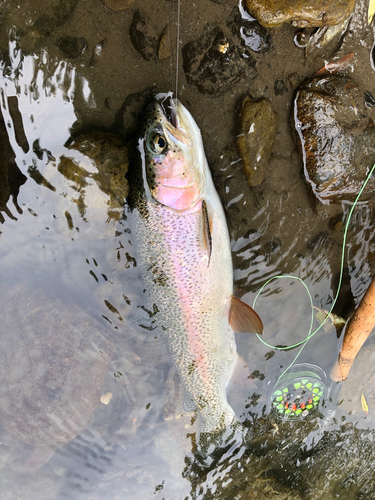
158,24,172,61
100,392,113,405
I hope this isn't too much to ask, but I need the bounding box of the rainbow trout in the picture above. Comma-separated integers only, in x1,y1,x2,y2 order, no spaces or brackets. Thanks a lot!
129,99,263,434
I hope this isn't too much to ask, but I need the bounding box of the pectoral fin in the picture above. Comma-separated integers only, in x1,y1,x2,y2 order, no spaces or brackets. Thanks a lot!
201,200,212,266
229,296,263,334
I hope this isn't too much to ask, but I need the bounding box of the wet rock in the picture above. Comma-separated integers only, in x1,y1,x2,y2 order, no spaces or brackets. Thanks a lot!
0,0,78,39
33,0,79,36
102,0,134,10
158,24,171,61
184,419,305,499
129,10,158,61
274,79,288,96
182,27,256,97
19,30,45,55
296,423,375,498
55,36,88,59
237,96,278,186
287,72,303,90
293,76,375,204
245,0,355,28
117,88,156,139
0,116,27,223
227,7,272,54
58,131,129,223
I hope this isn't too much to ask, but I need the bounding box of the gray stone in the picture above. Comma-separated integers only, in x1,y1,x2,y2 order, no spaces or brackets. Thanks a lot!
293,76,375,203
182,27,256,97
55,36,88,59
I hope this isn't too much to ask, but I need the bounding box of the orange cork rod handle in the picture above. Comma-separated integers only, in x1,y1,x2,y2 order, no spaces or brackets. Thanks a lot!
331,276,375,382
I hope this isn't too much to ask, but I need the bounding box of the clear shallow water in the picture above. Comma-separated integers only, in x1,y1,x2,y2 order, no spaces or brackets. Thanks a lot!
1,0,375,498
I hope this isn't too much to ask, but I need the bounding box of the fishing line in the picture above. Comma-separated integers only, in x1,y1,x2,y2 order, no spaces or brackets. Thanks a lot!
175,0,181,100
252,163,375,376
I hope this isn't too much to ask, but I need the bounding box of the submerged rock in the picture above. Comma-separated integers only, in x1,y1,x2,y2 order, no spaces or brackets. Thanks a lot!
182,26,256,97
25,131,129,239
0,284,113,470
129,10,158,61
0,117,27,223
0,0,79,54
274,79,288,96
293,76,375,203
58,131,129,226
55,36,88,59
245,0,355,28
118,88,157,139
237,96,278,186
31,0,79,36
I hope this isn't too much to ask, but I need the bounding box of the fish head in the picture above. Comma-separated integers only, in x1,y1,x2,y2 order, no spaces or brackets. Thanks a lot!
138,99,208,212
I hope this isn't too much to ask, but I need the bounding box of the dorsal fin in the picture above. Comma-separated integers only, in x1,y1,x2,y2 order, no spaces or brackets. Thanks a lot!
201,200,212,266
229,296,263,334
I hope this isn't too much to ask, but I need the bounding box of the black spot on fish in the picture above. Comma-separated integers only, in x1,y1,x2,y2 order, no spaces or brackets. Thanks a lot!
148,262,168,286
196,395,209,411
188,360,196,376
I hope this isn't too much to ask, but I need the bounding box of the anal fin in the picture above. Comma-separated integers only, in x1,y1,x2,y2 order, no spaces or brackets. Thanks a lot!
229,296,263,334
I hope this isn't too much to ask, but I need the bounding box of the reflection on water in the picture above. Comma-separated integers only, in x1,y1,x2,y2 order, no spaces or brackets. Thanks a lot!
1,0,375,498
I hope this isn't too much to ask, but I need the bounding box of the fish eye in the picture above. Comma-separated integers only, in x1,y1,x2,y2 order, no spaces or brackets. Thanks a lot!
147,132,168,155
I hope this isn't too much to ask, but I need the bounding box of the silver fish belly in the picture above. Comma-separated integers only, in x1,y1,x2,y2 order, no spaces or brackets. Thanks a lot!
133,194,237,432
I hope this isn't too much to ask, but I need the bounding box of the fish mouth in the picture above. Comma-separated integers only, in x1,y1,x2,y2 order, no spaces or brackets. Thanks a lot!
158,96,177,128
159,99,192,147
162,98,178,129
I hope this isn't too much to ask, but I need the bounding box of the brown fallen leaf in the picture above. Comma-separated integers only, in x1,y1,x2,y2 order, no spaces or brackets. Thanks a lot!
313,53,354,78
313,306,346,333
361,391,369,416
